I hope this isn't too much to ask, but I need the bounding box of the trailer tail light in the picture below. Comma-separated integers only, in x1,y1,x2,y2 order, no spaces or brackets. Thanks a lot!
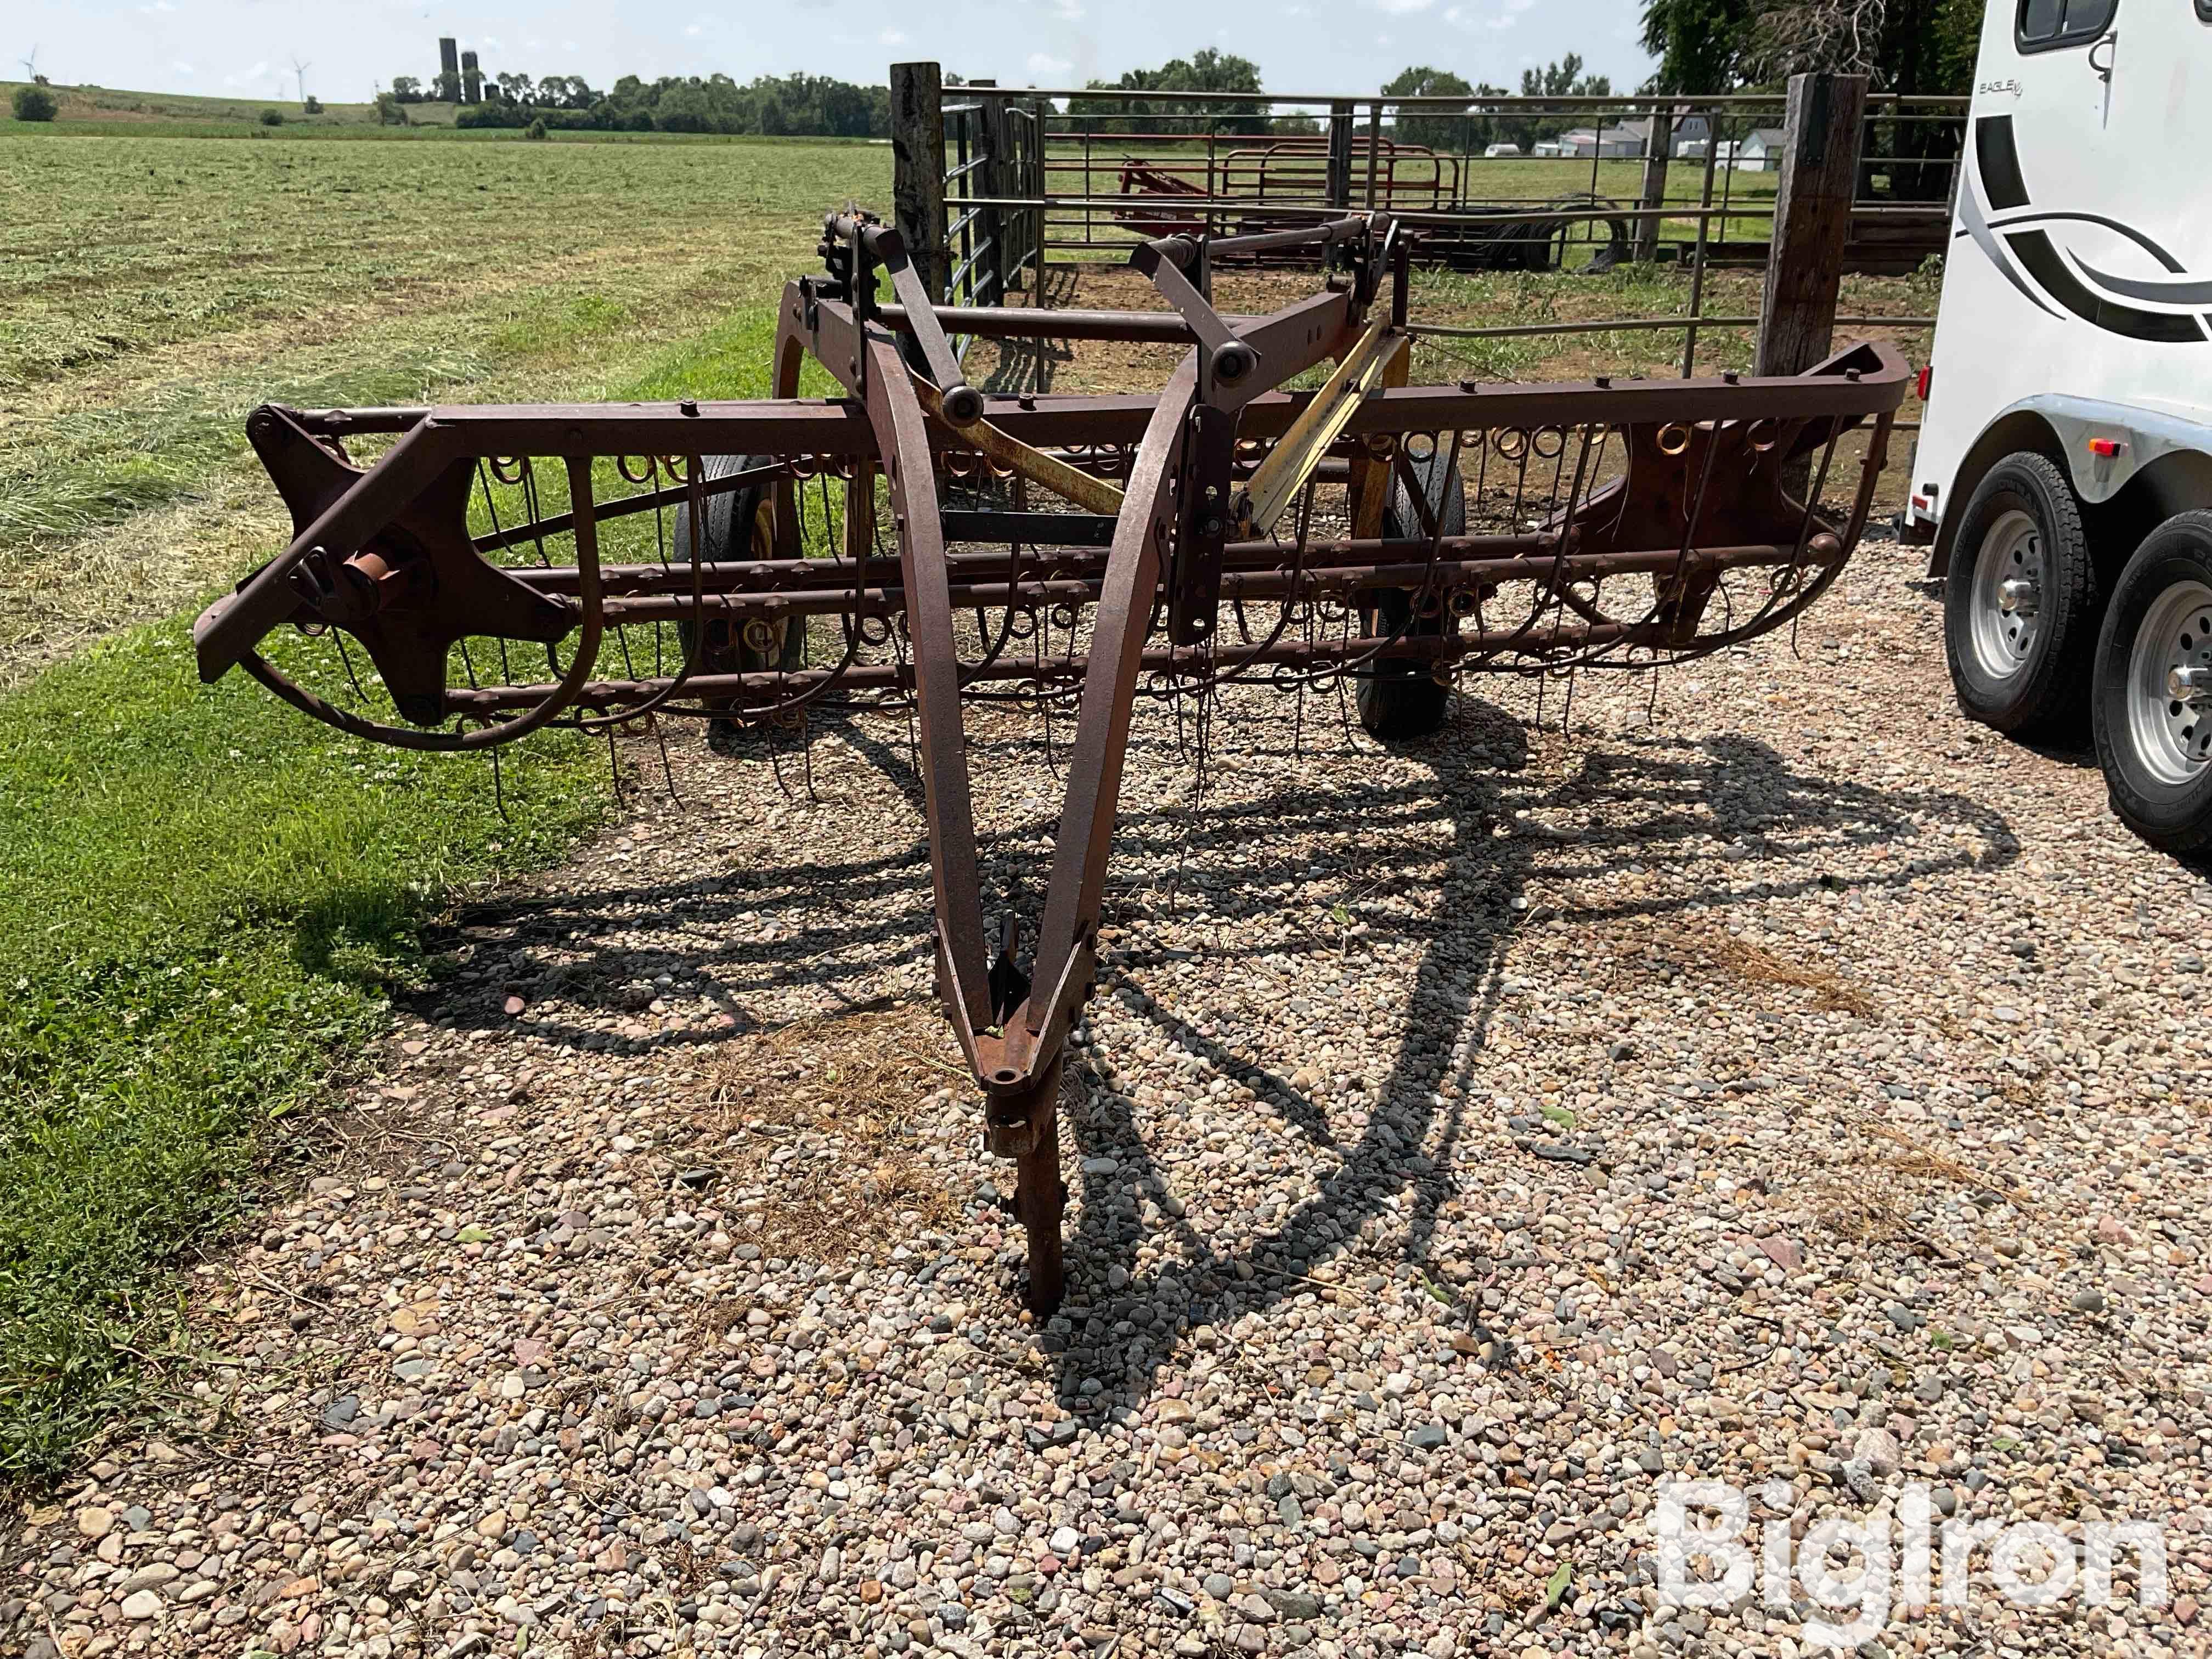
2087,436,2125,458
1915,364,1932,400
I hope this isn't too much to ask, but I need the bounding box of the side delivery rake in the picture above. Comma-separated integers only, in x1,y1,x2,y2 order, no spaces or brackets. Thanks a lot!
194,208,1906,1312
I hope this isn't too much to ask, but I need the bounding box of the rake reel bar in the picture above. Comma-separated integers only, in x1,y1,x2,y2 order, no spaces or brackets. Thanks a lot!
195,210,1906,1312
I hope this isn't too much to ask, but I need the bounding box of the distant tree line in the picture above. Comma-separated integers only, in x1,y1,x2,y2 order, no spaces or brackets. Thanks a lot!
382,67,890,137
1056,49,1616,148
1381,57,1615,152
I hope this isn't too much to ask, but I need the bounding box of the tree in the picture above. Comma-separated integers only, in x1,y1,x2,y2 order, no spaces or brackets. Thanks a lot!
1641,0,1978,92
1068,48,1268,136
541,75,597,111
1521,53,1611,98
1640,0,1754,93
1638,0,1979,196
496,72,534,105
1383,66,1475,153
390,75,423,103
12,84,58,122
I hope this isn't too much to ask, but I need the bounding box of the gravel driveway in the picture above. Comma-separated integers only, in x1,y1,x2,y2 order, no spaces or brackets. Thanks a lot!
9,543,2210,1659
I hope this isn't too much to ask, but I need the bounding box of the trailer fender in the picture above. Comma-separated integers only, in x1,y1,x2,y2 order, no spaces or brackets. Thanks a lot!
1928,410,2064,578
1932,397,2212,578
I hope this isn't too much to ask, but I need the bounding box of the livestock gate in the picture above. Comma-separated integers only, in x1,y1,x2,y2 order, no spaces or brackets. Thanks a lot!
889,64,1965,393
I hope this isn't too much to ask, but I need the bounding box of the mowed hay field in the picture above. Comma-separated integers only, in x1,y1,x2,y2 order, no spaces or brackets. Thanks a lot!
1,131,888,679
0,126,884,1483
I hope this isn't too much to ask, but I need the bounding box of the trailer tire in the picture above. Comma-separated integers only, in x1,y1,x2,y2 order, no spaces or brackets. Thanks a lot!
2090,512,2212,855
673,455,804,734
1942,452,2096,737
1357,447,1465,740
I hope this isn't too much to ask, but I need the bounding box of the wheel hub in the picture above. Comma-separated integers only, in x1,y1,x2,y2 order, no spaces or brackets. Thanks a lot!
2126,579,2212,787
2169,664,2212,703
1968,509,2044,680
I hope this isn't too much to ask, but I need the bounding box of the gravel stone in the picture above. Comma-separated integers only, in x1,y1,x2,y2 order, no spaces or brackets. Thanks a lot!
9,539,2210,1659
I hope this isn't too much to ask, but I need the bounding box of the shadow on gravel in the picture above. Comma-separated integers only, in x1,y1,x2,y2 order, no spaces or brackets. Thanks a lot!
396,692,2021,1429
1040,705,2022,1421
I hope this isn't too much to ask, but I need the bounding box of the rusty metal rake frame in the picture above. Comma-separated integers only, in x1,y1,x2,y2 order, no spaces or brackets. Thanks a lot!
195,208,1906,1312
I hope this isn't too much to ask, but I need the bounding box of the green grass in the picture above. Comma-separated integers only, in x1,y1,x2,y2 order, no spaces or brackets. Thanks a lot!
0,624,606,1482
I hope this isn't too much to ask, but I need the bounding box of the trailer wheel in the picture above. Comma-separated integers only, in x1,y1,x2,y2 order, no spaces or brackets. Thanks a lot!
1357,447,1465,740
1942,452,2096,736
2091,512,2212,855
674,455,805,734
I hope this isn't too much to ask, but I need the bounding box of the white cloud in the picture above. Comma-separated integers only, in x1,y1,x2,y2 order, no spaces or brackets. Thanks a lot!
1444,0,1532,29
222,60,271,89
684,22,704,36
137,1,177,14
171,60,194,76
561,40,578,53
1368,0,1435,12
481,36,503,50
1049,0,1085,16
878,26,908,45
1026,52,1071,78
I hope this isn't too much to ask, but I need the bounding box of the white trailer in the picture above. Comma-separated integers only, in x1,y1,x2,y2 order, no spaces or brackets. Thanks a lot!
1910,0,2212,853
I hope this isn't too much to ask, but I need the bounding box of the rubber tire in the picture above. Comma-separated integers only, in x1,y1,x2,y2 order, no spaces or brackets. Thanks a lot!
2090,511,2212,855
673,455,805,713
1356,447,1465,740
1942,451,2097,737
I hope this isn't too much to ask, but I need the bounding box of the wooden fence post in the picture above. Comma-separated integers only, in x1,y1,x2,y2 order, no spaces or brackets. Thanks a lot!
1631,109,1672,263
1754,72,1868,378
891,61,949,304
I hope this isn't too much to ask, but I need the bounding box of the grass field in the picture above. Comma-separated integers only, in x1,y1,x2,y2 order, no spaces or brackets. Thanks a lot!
0,106,1937,1486
2,78,455,129
2,129,889,681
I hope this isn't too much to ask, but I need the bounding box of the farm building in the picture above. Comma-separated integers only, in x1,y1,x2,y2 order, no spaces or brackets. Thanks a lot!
1556,123,1644,157
1482,142,1521,157
1552,115,1711,160
1718,128,1788,170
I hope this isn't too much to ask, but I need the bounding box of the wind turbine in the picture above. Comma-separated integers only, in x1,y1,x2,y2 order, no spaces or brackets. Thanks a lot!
19,44,40,82
290,54,312,106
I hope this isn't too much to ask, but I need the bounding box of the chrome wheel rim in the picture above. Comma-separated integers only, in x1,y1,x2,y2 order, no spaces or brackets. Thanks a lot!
2126,578,2212,788
1967,509,2042,680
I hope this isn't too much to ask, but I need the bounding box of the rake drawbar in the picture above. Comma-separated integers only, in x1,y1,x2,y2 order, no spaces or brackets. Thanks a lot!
196,208,1906,1313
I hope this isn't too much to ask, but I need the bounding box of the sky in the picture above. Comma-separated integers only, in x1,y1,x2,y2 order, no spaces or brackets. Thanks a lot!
12,0,1657,106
